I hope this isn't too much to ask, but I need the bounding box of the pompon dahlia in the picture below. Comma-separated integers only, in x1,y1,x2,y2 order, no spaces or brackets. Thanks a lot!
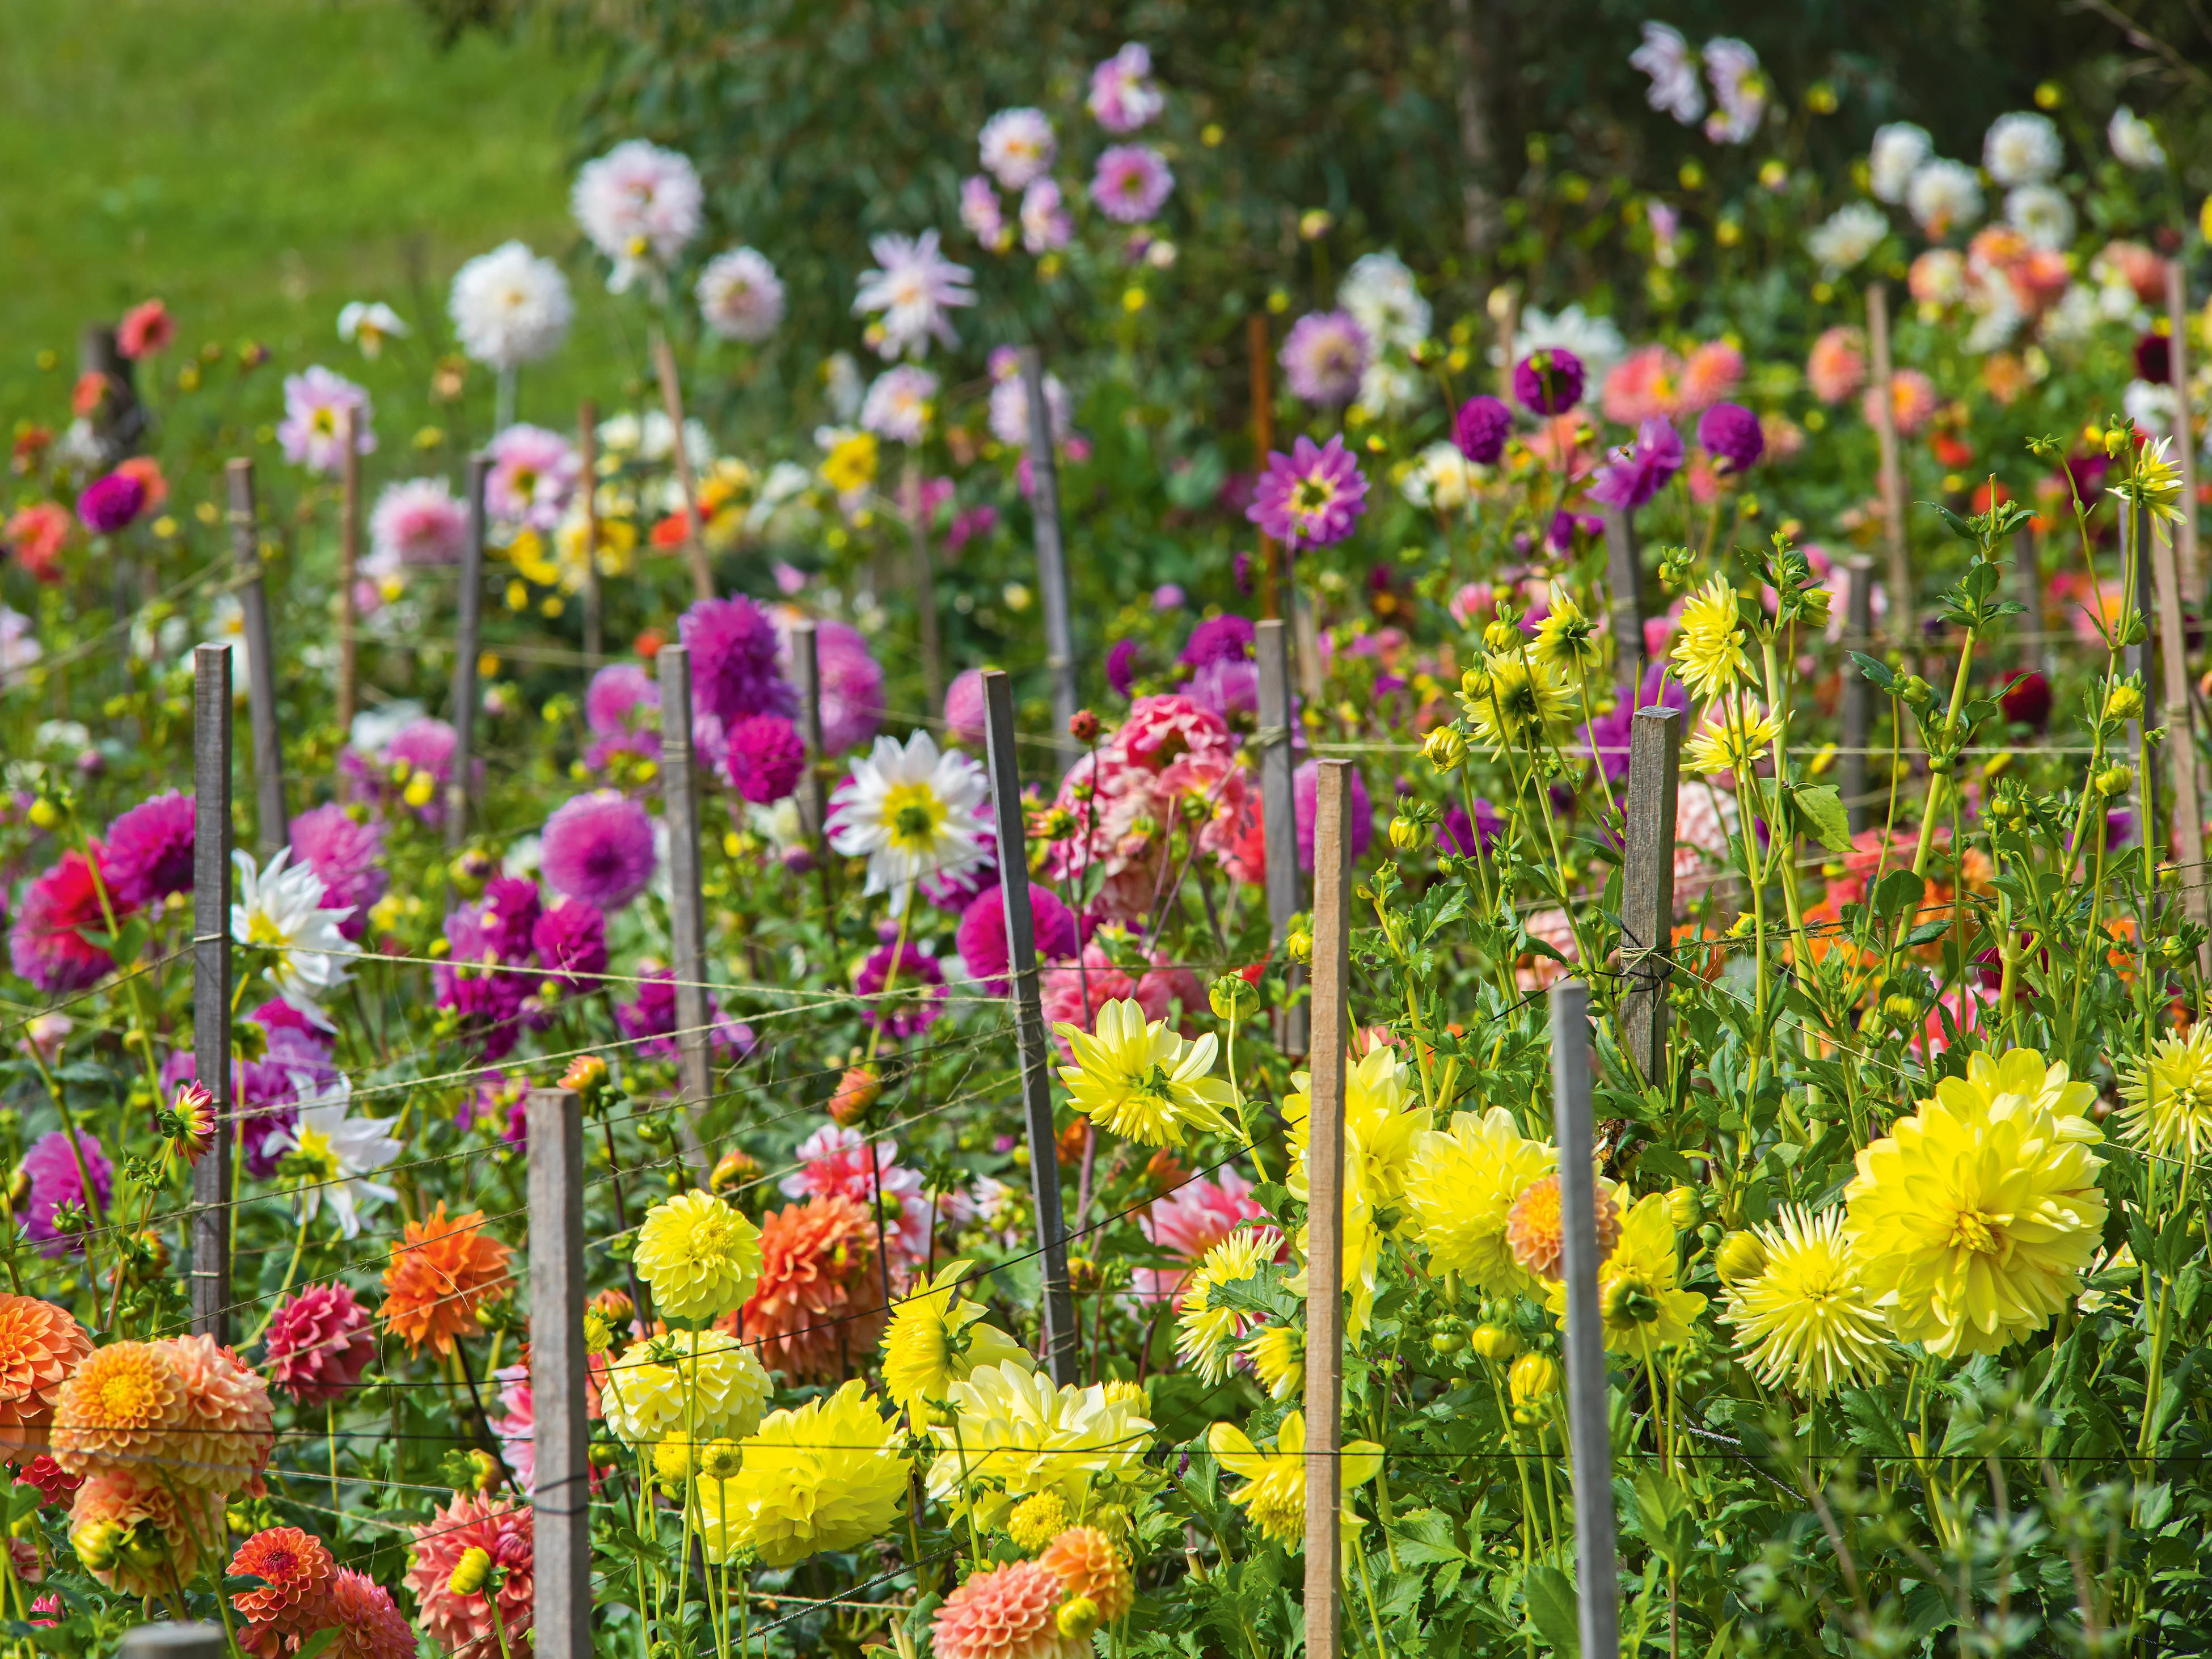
1037,1525,1133,1623
381,1204,513,1357
51,1340,187,1479
0,1296,91,1459
542,791,657,912
263,1284,375,1406
636,1190,762,1323
230,1525,336,1653
9,849,118,994
931,1561,1086,1659
1504,1173,1620,1283
404,1492,534,1657
739,1196,885,1381
156,1335,274,1493
102,792,195,908
15,1455,81,1508
66,1468,225,1599
681,596,797,726
595,1328,771,1448
324,1569,416,1659
696,1380,910,1568
530,897,607,990
723,714,807,804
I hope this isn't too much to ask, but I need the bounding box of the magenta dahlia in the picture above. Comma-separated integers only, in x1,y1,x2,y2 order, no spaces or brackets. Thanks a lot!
1246,436,1368,550
261,1284,374,1407
680,596,796,725
542,791,657,911
100,792,195,908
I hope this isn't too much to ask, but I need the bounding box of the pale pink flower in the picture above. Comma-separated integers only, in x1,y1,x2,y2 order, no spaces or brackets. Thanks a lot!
1134,1168,1265,1303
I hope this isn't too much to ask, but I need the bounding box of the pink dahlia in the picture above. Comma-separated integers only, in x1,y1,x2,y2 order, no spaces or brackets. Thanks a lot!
1806,326,1867,405
368,478,467,567
956,883,1079,996
1088,43,1164,134
788,618,885,754
324,1568,416,1659
263,1284,375,1407
1676,339,1744,413
286,805,386,942
116,299,176,360
488,1361,534,1491
158,1333,274,1493
1453,394,1513,465
779,1125,931,1261
932,1560,1085,1659
277,366,374,477
20,1131,111,1258
1135,1167,1266,1302
1247,435,1367,549
530,898,607,989
404,1492,534,1657
1601,344,1682,424
1278,310,1370,408
8,849,119,994
722,714,805,804
76,472,146,536
1512,347,1585,415
485,423,580,532
1040,943,1201,1058
542,791,657,911
586,663,658,736
1116,693,1234,772
681,595,796,725
944,667,988,748
855,940,946,1038
101,791,194,908
1293,758,1374,873
1090,144,1173,224
229,1525,335,1652
1589,417,1685,511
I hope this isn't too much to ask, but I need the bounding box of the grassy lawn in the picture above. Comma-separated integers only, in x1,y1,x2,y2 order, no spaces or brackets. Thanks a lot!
0,0,634,435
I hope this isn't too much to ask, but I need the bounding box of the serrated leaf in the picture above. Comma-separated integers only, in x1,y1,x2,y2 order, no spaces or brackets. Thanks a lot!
1790,783,1852,854
1850,651,1898,694
1522,1564,1580,1657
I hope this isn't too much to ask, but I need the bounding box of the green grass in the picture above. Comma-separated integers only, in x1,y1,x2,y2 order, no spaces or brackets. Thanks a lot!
0,0,632,433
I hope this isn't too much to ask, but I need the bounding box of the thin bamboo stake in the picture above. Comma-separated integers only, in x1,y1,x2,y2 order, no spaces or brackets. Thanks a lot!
657,644,715,1175
337,406,362,737
1839,556,1875,834
1620,707,1681,1081
579,400,603,668
225,459,286,854
525,1086,590,1659
1019,348,1078,736
2168,261,2202,604
1552,978,1620,1657
1256,619,1306,1055
1302,759,1353,1659
1249,313,1279,622
446,455,488,850
1866,284,1911,645
651,329,714,602
2126,502,2163,858
2015,525,2047,678
982,668,1077,1383
191,645,234,1343
1491,286,1518,398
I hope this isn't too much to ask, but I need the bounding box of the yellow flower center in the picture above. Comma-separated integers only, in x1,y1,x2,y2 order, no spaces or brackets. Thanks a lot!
292,1125,341,1181
246,911,289,949
1292,476,1338,516
311,410,336,436
95,1369,155,1422
1949,1209,1999,1253
882,782,945,854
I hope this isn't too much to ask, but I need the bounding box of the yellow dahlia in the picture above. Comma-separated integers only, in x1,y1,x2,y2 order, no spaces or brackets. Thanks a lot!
1542,1193,1706,1356
1685,696,1783,780
1719,1207,1892,1396
1462,652,1571,751
1053,997,1238,1147
1174,1228,1284,1383
1405,1108,1556,1296
1241,1325,1304,1402
1844,1050,2107,1357
67,1469,226,1599
1672,575,1754,701
159,1334,274,1494
696,1379,910,1568
1206,1411,1381,1548
595,1327,771,1449
927,1361,1153,1529
881,1258,1031,1424
1285,1044,1432,1344
635,1189,762,1323
2120,1024,2212,1162
51,1341,187,1481
1007,1492,1071,1555
1532,590,1602,685
0,1296,91,1459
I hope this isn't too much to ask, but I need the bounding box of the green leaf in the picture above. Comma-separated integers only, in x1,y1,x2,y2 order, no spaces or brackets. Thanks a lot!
1872,868,1925,925
1390,1508,1467,1568
1849,651,1898,695
1903,919,1951,947
1790,784,1851,854
1931,503,1978,544
1522,1564,1580,1658
294,1631,339,1659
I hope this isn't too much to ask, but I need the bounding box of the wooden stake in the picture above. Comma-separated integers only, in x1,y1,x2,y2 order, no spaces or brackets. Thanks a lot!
118,1624,225,1659
447,455,488,851
1620,707,1681,1081
1256,620,1306,1054
1492,286,1518,398
2168,261,2202,604
656,644,716,1175
1866,284,1911,646
2145,508,2209,966
1248,313,1280,622
651,329,714,603
1603,506,1643,694
981,668,1077,1384
225,459,287,856
2126,502,2163,858
525,1086,591,1659
1552,977,1620,1658
791,620,829,849
191,645,234,1344
579,400,603,668
1302,759,1353,1659
337,407,362,737
1018,348,1078,737
2014,525,2047,678
1839,556,1876,834
905,457,944,710
78,322,145,466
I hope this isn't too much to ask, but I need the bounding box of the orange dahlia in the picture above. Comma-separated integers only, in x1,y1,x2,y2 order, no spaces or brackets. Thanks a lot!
161,1333,274,1494
50,1340,188,1480
733,1194,884,1382
0,1295,91,1459
381,1204,513,1357
1504,1175,1620,1282
403,1491,533,1656
230,1526,336,1654
66,1468,225,1599
325,1568,417,1659
1037,1526,1132,1623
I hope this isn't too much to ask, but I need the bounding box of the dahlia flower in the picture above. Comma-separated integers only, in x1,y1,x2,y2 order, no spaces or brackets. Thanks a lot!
1278,310,1370,408
231,847,353,1022
1590,417,1684,511
285,806,386,944
1513,347,1585,415
854,939,946,1039
20,1130,112,1257
380,1203,512,1357
1671,576,1754,701
9,850,117,994
1020,179,1071,254
1089,145,1173,225
0,1297,90,1459
927,1362,1151,1527
572,139,703,292
931,1561,1087,1659
740,1195,887,1380
636,1189,762,1323
52,1341,187,1480
1983,111,2062,187
448,241,573,370
531,898,607,989
1907,159,1983,238
696,247,784,343
1698,401,1764,473
1038,1524,1133,1621
147,1333,273,1493
324,1568,416,1659
1405,1108,1557,1297
980,107,1056,189
2121,1023,2212,1160
541,790,657,911
76,472,145,535
987,353,1069,448
682,594,797,725
828,728,990,915
116,298,174,358
404,1492,533,1656
2109,105,2165,170
1174,1227,1284,1382
697,1380,911,1567
853,230,975,360
1720,1206,1892,1397
956,883,1078,998
596,1327,771,1447
1537,1192,1704,1354
1285,1043,1432,1340
1247,434,1368,548
484,423,579,532
1054,997,1236,1148
778,1125,932,1259
336,300,407,356
1339,249,1429,351
1134,1167,1267,1303
1870,122,1932,203
263,1283,374,1406
1700,37,1766,144
860,365,938,445
1629,22,1702,124
260,1075,401,1238
1087,43,1163,133
880,1258,1029,1423
65,1468,225,1598
1206,1409,1379,1547
277,366,373,476
962,175,1011,250
231,1525,336,1654
1453,394,1512,465
788,618,884,753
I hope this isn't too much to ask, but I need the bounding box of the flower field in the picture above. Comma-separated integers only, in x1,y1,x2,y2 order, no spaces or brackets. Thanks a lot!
5,15,2212,1659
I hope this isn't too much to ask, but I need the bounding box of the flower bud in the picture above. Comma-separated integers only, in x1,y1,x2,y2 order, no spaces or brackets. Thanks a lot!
1069,709,1100,743
71,1518,124,1571
1459,665,1492,702
2096,764,2135,799
1066,1256,1102,1295
1665,1184,1701,1231
1468,1323,1521,1364
466,1448,500,1493
1715,1230,1768,1285
2103,683,2144,725
561,1053,609,1095
711,1147,761,1194
1285,926,1312,965
449,1544,493,1597
1483,619,1521,653
1897,674,1933,707
1881,993,1921,1025
1422,727,1466,773
1508,1352,1560,1411
1388,815,1425,852
828,1065,881,1126
26,799,60,831
1208,974,1260,1021
1058,1597,1102,1641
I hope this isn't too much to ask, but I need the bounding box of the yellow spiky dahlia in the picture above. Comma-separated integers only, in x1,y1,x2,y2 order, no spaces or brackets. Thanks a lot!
1720,1206,1892,1397
927,1362,1153,1530
1542,1193,1706,1356
1206,1411,1381,1547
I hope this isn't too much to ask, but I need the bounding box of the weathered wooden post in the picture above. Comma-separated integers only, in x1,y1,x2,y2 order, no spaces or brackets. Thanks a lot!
1553,977,1620,1659
2125,503,2163,860
1603,506,1644,695
657,644,715,1174
1866,284,1911,647
191,645,233,1343
1839,557,1876,834
446,455,488,850
2145,509,2209,967
2014,525,2049,679
225,459,286,856
579,400,603,668
651,331,714,603
78,323,145,466
1255,619,1306,1054
981,668,1077,1384
1019,348,1078,738
1302,760,1353,1659
337,407,363,737
2168,262,2202,605
526,1086,590,1659
1620,707,1681,1082
790,620,830,850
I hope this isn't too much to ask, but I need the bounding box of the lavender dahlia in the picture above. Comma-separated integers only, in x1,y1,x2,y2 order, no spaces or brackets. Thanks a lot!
1019,180,1073,255
531,898,607,990
1180,615,1255,670
1088,42,1164,133
20,1130,111,1257
1247,436,1369,550
978,108,1056,189
542,792,657,912
1090,145,1174,225
960,176,1011,252
681,596,797,725
1453,394,1513,465
1278,311,1370,408
1590,418,1685,511
277,366,374,476
369,478,468,567
1512,347,1586,415
484,424,580,532
695,248,784,343
853,230,976,361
